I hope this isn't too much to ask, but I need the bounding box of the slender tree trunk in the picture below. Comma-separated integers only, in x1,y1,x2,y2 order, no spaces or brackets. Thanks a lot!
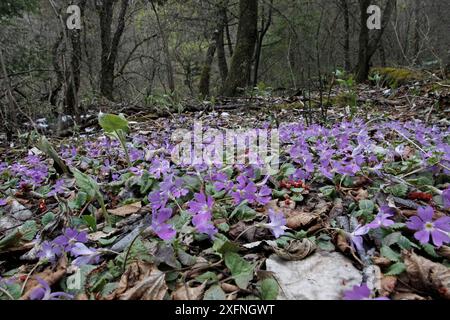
222,0,258,96
150,1,175,93
356,0,396,82
253,0,272,87
413,0,421,65
340,0,351,72
96,0,129,100
199,38,217,98
66,0,86,118
216,2,228,85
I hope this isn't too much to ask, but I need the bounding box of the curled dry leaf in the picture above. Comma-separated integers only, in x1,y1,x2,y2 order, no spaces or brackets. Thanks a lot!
106,261,167,300
437,246,450,260
392,292,427,300
21,256,68,300
403,251,450,299
272,238,316,261
372,256,393,268
380,275,397,297
108,202,142,217
267,198,331,230
172,281,206,300
221,282,240,293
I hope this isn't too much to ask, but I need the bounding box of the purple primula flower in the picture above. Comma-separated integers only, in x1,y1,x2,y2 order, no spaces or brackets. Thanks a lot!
347,224,369,251
129,148,143,162
47,179,65,197
70,243,102,266
152,208,176,241
343,284,389,300
443,187,450,209
406,206,450,247
30,277,73,300
188,193,217,237
367,206,396,229
160,175,188,199
192,212,217,238
53,228,88,251
231,176,257,205
148,190,169,211
265,209,288,238
255,185,272,206
37,241,62,264
149,157,170,179
0,199,7,206
188,193,214,216
129,166,144,176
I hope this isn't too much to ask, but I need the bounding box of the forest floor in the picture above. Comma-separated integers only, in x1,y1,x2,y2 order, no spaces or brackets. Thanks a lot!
0,74,449,301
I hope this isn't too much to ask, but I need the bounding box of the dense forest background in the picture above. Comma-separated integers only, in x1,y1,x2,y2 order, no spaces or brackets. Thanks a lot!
0,0,449,138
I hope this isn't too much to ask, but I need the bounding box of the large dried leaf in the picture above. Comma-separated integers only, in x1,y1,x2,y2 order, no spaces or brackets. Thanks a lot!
21,256,68,300
108,202,142,217
266,198,330,230
403,251,450,299
107,261,167,300
172,281,206,300
272,239,316,261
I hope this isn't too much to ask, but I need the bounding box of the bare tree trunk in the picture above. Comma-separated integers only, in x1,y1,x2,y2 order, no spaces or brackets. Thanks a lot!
216,1,229,85
150,1,175,93
222,0,258,96
199,38,217,98
356,0,396,83
413,0,421,65
96,0,129,100
253,0,273,87
66,0,86,119
0,48,17,141
340,0,351,72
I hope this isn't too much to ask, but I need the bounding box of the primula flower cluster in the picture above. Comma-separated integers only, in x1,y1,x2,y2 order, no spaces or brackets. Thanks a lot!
37,228,101,266
406,206,450,247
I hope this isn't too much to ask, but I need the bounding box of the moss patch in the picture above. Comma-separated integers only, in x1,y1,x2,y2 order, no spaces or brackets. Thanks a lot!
370,67,423,88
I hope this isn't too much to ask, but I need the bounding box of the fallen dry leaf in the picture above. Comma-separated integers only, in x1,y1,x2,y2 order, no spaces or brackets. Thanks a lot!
108,202,142,217
106,261,167,300
403,251,450,299
172,281,206,300
272,238,316,261
437,246,450,260
21,256,68,300
380,275,397,297
266,198,330,230
221,283,239,293
392,292,427,300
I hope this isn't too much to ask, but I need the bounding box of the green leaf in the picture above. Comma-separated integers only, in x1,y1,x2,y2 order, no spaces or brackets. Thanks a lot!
381,246,401,262
82,215,97,232
224,252,254,289
98,113,129,133
359,200,375,213
386,262,406,276
37,136,70,174
233,204,256,221
69,191,88,210
72,169,99,199
203,285,226,300
41,212,56,226
291,194,304,202
259,278,279,300
213,237,240,255
0,230,22,250
195,271,218,284
422,243,440,258
19,220,38,241
319,186,336,199
386,184,408,197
